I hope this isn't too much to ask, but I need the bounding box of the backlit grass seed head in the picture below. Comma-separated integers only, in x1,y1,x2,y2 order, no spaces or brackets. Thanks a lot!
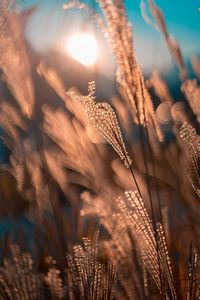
115,190,176,298
180,122,200,197
67,236,117,299
180,122,198,145
67,81,132,168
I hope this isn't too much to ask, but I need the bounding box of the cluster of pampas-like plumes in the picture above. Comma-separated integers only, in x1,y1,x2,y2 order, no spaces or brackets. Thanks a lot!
0,0,200,299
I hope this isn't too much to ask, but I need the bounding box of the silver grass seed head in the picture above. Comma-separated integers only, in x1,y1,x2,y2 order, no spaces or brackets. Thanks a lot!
67,81,132,168
180,122,198,143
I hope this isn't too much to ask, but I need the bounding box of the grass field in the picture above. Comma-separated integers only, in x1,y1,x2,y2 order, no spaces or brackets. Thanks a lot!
0,0,200,299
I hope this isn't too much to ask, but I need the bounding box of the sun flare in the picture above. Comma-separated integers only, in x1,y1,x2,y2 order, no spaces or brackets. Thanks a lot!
66,33,97,66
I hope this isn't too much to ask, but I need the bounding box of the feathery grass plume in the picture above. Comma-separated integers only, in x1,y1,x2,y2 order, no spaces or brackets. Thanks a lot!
181,79,200,123
81,190,176,299
141,0,187,79
67,81,132,168
0,245,43,299
180,122,200,198
67,233,117,299
156,223,177,299
115,191,159,285
96,0,163,141
191,55,200,80
115,190,177,299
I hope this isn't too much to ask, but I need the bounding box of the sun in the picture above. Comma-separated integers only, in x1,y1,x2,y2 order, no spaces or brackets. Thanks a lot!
66,33,98,66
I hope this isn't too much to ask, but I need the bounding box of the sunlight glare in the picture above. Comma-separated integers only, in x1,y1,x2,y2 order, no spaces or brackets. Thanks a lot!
66,33,97,66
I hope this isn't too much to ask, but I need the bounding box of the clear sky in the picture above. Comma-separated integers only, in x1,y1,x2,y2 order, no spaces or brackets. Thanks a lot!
125,0,200,72
20,0,200,75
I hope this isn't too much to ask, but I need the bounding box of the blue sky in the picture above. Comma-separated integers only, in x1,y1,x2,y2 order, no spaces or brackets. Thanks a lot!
21,0,200,75
125,1,200,62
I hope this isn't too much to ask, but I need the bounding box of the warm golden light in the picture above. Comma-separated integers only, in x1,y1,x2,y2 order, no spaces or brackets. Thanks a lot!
66,33,97,66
